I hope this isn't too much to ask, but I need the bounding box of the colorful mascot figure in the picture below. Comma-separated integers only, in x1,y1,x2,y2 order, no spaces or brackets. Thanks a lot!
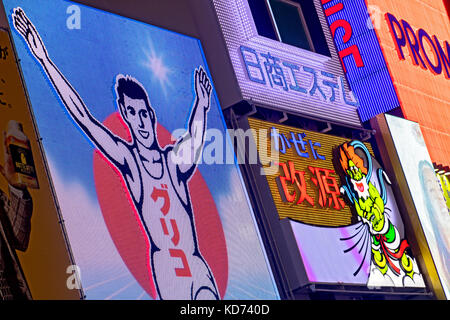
336,140,422,286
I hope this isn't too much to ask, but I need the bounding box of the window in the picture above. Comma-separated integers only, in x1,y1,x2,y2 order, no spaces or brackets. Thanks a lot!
248,0,331,56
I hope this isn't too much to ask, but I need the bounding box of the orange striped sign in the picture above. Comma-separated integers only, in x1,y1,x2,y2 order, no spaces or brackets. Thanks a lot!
248,117,373,227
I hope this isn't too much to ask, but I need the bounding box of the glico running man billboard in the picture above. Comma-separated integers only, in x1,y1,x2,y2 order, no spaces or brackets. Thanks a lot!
3,0,279,300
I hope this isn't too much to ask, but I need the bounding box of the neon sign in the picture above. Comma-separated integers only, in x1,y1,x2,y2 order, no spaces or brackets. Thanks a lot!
321,0,364,73
251,117,426,288
277,161,346,210
270,127,345,211
321,0,401,122
248,118,369,227
270,128,325,159
386,12,450,79
240,46,359,107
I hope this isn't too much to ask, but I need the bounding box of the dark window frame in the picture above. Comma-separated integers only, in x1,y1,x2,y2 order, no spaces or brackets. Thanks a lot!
248,0,331,57
266,0,316,52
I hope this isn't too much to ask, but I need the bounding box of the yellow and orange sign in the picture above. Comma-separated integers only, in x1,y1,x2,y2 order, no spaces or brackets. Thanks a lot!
0,28,80,299
248,118,373,227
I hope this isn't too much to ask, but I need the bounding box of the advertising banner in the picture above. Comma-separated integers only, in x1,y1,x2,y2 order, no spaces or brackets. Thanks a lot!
322,0,450,167
321,0,400,122
0,27,79,299
3,0,279,300
249,118,426,289
248,118,371,227
385,114,449,299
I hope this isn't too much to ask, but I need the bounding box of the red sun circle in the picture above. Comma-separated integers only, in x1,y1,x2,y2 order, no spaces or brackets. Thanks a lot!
92,112,228,299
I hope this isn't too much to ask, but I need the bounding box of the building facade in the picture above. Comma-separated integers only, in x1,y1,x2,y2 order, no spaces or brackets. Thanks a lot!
0,0,447,300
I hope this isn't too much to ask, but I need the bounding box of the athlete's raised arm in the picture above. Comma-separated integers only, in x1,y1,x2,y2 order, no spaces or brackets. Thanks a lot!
12,8,132,169
170,67,212,180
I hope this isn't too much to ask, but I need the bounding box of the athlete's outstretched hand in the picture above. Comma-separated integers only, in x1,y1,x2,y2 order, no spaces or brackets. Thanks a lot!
12,7,48,62
194,66,212,111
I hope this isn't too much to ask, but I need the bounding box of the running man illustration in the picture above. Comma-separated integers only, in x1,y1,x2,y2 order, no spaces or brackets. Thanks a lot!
12,7,220,300
336,141,423,287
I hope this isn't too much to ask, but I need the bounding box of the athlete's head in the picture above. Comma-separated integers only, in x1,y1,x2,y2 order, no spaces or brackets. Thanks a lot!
336,141,371,200
115,75,157,149
338,142,367,182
